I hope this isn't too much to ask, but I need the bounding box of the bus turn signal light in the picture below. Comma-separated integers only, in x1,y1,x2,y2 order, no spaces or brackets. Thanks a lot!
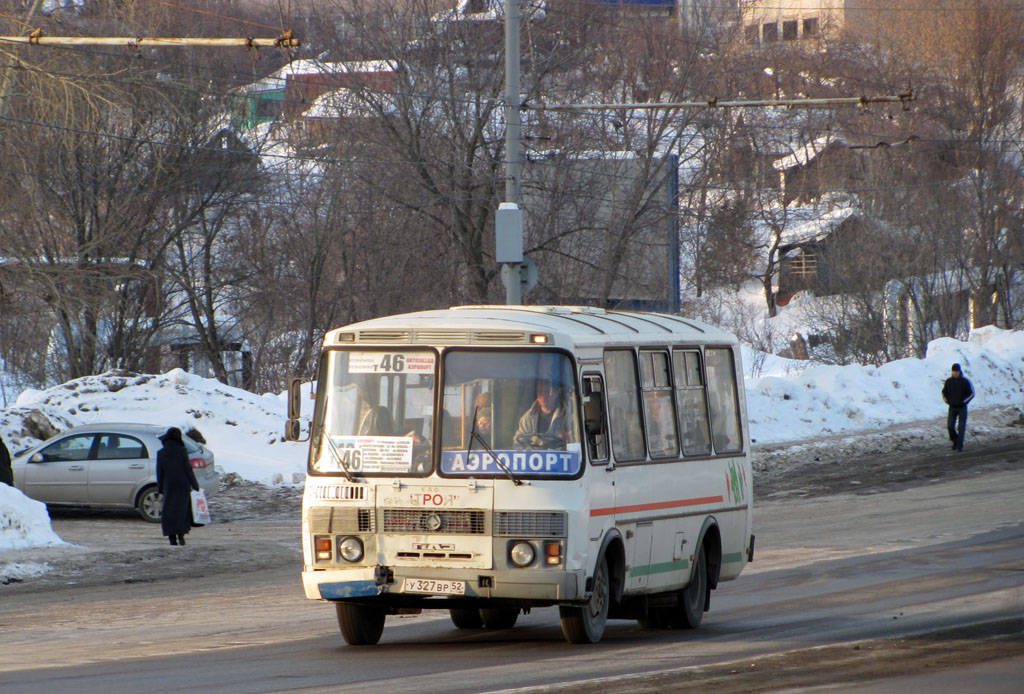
315,536,332,561
545,541,562,565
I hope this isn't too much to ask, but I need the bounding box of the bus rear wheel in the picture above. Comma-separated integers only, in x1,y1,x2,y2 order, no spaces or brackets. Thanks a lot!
335,603,386,645
480,608,519,629
559,555,609,643
677,544,707,629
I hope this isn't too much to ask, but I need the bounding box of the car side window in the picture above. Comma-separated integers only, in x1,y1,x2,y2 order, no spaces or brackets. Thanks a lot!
40,434,95,462
96,434,148,459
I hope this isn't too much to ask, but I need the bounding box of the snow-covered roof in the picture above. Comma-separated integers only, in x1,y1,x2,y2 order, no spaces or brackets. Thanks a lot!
243,60,398,94
779,206,856,247
773,134,848,172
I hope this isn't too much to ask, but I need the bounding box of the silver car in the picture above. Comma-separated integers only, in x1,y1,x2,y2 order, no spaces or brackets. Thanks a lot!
12,423,220,522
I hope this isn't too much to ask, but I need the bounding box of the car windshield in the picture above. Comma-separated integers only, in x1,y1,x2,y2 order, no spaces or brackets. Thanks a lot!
310,349,437,476
439,350,582,479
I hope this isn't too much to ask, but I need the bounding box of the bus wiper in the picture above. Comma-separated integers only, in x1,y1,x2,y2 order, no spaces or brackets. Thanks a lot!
324,431,356,483
467,405,523,486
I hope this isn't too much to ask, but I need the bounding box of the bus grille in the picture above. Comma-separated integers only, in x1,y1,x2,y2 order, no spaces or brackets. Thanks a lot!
308,506,374,533
381,509,487,535
494,511,567,537
473,331,529,344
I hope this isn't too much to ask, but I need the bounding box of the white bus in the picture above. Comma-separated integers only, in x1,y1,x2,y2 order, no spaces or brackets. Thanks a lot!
286,305,754,645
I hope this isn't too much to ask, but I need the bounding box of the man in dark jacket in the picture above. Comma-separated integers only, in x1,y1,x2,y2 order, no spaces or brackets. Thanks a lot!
941,363,974,452
0,434,13,486
156,427,200,546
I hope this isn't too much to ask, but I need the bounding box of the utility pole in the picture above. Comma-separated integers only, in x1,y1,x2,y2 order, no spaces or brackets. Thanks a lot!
497,0,533,305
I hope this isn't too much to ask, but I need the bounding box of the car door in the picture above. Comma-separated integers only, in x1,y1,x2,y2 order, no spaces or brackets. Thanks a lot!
20,434,97,504
88,433,151,505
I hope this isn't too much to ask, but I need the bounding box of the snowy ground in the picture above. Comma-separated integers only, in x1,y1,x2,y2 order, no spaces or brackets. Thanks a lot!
2,327,1024,563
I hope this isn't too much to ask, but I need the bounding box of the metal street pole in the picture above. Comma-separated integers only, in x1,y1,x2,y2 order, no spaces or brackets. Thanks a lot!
500,0,524,305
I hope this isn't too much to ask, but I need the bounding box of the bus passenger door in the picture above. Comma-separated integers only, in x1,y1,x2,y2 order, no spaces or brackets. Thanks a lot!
582,373,615,545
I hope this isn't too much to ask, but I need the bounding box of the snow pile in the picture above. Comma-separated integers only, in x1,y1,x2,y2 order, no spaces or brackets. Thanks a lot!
5,368,309,486
1,484,65,551
745,326,1024,444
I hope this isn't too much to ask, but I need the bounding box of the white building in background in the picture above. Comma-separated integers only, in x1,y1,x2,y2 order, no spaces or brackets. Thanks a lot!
740,0,877,45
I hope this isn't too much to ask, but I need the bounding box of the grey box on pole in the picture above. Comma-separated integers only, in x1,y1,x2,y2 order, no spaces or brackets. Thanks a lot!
495,202,523,263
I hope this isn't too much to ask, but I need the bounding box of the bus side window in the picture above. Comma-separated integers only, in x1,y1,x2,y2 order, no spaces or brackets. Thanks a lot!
705,347,744,453
639,350,679,459
581,374,609,462
673,349,712,456
603,349,646,461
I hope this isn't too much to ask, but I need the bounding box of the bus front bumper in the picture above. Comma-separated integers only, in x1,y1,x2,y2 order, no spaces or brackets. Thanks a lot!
302,565,587,604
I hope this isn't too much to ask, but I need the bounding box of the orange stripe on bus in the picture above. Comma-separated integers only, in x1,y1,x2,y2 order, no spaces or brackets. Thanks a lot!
590,495,724,517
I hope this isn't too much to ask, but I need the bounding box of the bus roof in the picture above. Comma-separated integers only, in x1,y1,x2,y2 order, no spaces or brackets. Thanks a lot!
323,306,738,349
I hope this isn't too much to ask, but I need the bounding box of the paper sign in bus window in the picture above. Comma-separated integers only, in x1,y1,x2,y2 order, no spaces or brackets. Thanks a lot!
329,436,415,473
348,352,436,374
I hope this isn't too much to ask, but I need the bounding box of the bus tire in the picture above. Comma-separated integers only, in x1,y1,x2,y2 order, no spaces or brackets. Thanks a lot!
449,607,484,629
479,608,518,629
335,602,386,645
678,544,707,629
559,555,609,643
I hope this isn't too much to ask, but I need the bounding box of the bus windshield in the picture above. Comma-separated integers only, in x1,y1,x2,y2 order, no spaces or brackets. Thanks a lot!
310,349,437,476
439,350,582,479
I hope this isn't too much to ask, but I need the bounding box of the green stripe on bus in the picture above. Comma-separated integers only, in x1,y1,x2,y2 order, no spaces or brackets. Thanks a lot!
629,552,744,578
628,558,689,577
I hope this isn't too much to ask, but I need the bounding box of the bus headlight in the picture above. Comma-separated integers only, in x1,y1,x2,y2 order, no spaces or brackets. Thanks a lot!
338,536,364,562
509,541,536,568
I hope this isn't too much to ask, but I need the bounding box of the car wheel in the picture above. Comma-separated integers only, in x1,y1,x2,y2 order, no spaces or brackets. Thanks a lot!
136,486,162,523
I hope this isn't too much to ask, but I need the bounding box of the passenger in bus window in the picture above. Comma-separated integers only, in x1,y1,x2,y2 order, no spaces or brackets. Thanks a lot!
359,405,394,436
514,379,575,449
472,392,493,440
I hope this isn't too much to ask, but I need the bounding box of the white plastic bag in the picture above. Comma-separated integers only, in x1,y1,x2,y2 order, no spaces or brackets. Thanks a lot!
190,489,211,525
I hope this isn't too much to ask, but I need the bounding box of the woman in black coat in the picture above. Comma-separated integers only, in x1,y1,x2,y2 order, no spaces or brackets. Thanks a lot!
157,427,199,546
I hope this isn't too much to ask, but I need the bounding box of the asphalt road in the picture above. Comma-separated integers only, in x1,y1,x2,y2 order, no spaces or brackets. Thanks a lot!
1,438,1022,693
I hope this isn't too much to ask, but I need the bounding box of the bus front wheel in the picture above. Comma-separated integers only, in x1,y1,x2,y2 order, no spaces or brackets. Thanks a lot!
335,602,386,645
559,555,609,643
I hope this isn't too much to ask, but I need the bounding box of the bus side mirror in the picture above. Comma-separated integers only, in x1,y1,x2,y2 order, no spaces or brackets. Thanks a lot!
286,377,310,442
285,419,303,442
287,377,306,420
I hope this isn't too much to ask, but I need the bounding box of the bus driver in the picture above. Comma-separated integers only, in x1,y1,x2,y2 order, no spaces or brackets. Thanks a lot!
513,379,575,449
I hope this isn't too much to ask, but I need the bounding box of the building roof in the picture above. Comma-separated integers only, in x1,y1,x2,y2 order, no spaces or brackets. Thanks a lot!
773,134,848,171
